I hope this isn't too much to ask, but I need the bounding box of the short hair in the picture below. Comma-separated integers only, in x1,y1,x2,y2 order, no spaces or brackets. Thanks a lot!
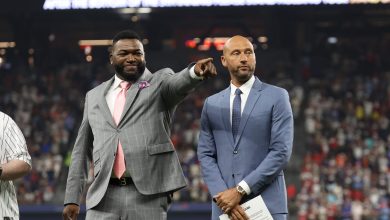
112,30,141,45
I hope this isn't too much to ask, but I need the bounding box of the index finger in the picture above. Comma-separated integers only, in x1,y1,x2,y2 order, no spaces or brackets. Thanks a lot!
198,57,213,64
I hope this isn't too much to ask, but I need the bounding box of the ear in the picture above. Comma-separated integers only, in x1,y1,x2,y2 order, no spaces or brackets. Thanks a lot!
221,55,227,67
109,53,113,64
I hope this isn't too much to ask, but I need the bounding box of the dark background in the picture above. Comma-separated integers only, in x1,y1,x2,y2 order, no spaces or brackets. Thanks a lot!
1,1,390,219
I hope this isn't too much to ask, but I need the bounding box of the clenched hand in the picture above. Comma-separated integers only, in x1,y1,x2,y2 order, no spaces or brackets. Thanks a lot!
63,204,80,220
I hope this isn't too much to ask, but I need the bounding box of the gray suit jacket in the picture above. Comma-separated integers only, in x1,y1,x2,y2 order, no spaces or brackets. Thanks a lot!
198,77,294,219
64,67,201,209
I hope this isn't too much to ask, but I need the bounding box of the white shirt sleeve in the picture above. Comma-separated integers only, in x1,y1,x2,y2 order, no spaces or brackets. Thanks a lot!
189,65,204,80
238,180,251,195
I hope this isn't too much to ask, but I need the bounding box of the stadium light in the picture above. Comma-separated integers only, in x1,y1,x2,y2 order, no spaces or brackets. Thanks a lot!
0,42,16,48
78,39,112,46
44,0,390,10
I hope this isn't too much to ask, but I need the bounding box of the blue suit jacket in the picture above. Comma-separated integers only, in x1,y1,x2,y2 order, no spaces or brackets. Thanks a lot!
197,77,293,219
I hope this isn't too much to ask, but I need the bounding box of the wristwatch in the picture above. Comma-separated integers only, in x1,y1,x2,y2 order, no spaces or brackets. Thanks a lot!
236,185,246,196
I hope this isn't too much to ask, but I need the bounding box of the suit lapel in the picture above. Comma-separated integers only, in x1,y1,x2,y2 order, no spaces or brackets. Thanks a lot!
98,77,117,129
234,77,264,149
220,87,234,148
118,68,153,126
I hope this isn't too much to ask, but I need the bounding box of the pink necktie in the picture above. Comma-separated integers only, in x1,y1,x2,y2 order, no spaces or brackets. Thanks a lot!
113,81,130,179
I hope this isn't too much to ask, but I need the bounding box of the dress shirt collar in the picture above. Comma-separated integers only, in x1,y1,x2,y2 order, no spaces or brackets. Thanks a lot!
112,74,125,90
230,75,255,96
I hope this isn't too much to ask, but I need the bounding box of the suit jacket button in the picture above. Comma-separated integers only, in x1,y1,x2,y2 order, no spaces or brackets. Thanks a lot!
233,150,238,154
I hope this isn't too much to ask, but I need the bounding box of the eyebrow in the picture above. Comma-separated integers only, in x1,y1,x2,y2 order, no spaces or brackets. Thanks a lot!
117,49,142,53
231,48,252,53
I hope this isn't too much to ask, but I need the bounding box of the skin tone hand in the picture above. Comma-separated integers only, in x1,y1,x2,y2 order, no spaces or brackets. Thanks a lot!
229,205,249,220
213,187,243,213
63,204,80,220
194,58,217,79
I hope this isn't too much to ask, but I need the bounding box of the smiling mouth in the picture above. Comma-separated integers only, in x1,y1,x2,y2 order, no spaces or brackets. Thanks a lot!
124,65,137,69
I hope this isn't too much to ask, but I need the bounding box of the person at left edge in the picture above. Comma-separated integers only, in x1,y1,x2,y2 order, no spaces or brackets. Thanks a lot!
0,111,32,220
62,30,217,220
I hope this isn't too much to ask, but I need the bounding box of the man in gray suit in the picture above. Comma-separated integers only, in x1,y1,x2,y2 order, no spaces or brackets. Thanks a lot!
62,30,217,220
198,35,293,220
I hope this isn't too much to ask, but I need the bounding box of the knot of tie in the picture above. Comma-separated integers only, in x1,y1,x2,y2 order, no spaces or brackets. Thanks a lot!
235,88,242,96
120,81,131,90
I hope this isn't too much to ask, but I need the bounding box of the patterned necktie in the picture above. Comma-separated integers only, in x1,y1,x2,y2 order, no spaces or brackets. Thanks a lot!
113,81,130,179
232,88,242,142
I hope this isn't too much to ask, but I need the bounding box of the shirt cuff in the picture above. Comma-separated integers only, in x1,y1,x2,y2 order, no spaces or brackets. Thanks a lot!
238,180,251,195
189,65,204,80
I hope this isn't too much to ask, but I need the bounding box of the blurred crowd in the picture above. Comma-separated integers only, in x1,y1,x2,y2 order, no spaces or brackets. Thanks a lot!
0,61,106,204
1,36,389,219
295,38,390,219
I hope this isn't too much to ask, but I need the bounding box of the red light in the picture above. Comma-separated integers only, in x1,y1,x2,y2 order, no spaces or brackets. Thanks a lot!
185,40,197,48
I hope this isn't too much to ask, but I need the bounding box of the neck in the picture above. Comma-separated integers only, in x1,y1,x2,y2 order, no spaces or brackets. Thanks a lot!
231,77,251,87
230,73,253,87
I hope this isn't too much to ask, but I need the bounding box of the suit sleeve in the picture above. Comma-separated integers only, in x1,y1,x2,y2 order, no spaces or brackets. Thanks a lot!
160,66,202,108
243,89,294,195
197,98,228,197
64,93,93,205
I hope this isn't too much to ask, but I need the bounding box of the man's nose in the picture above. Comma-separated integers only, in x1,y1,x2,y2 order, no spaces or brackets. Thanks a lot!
240,54,248,63
126,54,136,62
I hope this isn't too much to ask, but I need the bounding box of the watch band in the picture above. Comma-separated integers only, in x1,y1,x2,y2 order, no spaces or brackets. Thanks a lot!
0,166,3,178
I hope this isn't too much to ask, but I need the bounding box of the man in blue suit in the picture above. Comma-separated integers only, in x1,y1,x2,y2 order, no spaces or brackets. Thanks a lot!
197,35,294,220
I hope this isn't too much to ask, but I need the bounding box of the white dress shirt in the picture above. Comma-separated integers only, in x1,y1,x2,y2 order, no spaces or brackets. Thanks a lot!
230,75,255,195
106,74,125,115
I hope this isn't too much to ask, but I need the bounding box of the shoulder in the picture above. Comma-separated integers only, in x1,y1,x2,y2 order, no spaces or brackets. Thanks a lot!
154,68,175,76
0,111,12,127
207,88,228,103
0,111,14,124
0,111,18,134
87,78,112,97
0,111,9,120
261,82,289,99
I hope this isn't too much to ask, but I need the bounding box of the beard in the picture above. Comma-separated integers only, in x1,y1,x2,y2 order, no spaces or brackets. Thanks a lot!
232,67,255,84
114,61,146,82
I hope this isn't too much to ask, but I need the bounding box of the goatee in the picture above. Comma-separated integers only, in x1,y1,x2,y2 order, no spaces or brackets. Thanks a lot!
115,62,146,82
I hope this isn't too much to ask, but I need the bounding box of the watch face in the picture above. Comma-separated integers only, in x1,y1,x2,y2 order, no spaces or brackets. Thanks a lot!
237,186,244,194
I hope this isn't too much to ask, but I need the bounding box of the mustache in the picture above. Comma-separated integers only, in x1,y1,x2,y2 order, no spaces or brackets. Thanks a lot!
114,61,146,82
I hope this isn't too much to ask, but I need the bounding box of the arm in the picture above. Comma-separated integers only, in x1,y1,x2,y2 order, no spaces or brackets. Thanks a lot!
0,160,31,181
161,58,217,108
64,93,93,206
0,116,31,181
244,89,294,195
197,98,228,197
160,67,200,108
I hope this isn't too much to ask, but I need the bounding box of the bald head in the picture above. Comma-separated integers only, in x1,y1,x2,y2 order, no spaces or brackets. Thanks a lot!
223,35,254,55
221,35,256,86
